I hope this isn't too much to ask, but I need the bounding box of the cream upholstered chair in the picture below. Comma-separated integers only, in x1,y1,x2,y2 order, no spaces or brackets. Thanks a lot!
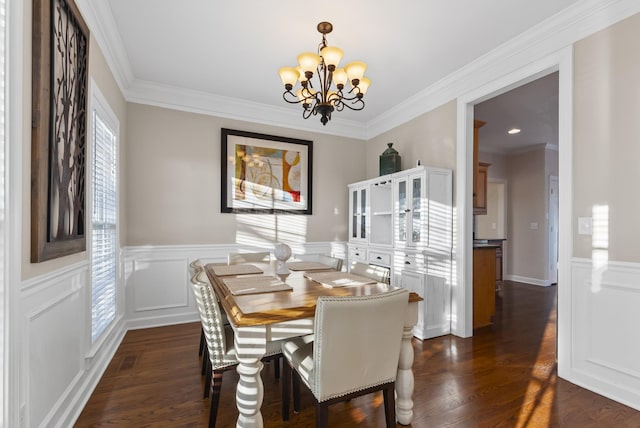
227,251,271,264
295,253,344,271
281,288,409,427
349,261,391,284
188,262,282,427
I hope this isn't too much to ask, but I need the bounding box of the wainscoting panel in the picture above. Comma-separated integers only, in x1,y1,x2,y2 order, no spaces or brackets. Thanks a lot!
571,258,640,410
131,258,189,311
20,262,89,427
122,242,347,330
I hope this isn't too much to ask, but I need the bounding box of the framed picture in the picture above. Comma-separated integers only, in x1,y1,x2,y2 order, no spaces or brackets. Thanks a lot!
221,129,313,214
31,0,90,262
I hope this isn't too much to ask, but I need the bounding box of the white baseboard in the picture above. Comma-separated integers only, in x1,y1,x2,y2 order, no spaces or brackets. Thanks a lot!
504,274,552,286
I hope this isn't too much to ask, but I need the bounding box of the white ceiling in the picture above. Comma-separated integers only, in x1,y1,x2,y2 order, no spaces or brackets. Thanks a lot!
92,1,576,141
475,72,559,154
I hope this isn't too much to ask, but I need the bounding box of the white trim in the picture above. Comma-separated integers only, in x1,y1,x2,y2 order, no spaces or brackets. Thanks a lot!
125,79,367,140
454,47,573,344
5,0,24,426
74,0,132,95
87,79,121,350
504,274,553,287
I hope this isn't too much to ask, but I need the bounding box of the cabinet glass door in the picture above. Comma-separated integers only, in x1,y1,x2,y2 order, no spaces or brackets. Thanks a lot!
411,177,422,244
360,188,367,239
351,189,358,239
397,180,407,243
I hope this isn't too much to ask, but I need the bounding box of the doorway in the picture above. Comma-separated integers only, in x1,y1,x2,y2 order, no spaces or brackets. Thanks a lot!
453,47,572,380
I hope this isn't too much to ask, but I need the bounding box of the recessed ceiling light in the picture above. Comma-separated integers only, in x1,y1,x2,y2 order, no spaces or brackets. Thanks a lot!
508,128,521,134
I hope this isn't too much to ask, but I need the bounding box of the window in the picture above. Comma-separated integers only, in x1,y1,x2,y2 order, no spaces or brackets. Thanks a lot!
90,90,118,343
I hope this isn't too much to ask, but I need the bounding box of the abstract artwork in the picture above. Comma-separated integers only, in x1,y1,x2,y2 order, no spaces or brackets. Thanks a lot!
221,129,312,214
31,0,90,261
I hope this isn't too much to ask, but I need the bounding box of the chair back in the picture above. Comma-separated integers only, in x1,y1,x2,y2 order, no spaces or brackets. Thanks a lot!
349,261,390,284
188,260,235,368
312,288,409,402
296,253,343,271
228,251,271,264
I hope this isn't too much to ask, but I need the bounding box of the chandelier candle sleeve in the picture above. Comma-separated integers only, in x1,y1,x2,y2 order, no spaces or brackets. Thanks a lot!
278,21,370,126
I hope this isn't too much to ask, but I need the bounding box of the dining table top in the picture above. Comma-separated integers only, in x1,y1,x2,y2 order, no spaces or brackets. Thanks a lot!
204,261,423,328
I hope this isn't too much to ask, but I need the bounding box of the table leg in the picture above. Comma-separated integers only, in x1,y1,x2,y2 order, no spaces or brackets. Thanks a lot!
234,328,267,428
396,303,418,425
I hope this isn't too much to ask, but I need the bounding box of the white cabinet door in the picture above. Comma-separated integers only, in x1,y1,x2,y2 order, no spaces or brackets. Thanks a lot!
394,171,425,248
395,269,426,338
423,254,452,339
348,185,368,242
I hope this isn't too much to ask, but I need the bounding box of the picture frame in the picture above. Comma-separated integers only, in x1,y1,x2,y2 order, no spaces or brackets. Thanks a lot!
31,0,90,262
221,129,313,214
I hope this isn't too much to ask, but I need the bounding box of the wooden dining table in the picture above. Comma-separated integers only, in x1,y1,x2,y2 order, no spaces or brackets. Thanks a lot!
204,260,422,428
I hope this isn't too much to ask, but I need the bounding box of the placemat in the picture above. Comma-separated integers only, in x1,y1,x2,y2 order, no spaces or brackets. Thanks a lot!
222,275,293,295
303,271,377,288
211,264,263,276
286,261,334,271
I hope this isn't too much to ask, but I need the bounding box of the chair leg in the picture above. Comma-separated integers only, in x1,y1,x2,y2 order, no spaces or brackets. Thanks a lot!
274,356,281,379
199,327,205,356
292,368,301,413
382,383,397,428
316,401,329,428
203,359,212,399
282,359,291,421
209,370,224,428
201,347,209,376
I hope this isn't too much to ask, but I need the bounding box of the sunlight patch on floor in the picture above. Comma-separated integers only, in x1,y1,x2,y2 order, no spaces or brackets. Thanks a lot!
515,308,557,428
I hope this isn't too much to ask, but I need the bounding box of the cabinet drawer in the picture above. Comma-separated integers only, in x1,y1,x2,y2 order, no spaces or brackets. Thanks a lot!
395,252,426,273
349,247,367,262
368,250,391,267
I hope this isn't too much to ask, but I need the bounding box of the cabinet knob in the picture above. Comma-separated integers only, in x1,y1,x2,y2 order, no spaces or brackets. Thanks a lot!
376,256,382,260
355,252,360,256
405,261,411,265
404,209,411,213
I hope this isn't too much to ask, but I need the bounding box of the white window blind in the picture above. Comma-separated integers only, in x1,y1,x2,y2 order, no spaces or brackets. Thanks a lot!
91,112,117,343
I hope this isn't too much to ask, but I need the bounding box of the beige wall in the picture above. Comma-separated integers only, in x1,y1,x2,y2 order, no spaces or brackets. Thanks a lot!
506,148,547,279
479,151,508,180
21,4,127,280
573,12,640,262
124,104,366,246
364,101,457,179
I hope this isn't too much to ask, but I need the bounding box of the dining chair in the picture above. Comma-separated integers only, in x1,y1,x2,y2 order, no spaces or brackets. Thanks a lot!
281,288,409,427
188,263,282,427
295,253,344,271
227,251,271,264
349,261,391,284
189,260,230,376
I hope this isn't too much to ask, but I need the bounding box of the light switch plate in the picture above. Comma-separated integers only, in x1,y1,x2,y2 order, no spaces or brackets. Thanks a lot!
578,217,593,235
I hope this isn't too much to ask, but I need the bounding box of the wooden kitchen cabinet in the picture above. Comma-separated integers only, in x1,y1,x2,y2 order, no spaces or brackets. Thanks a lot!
473,246,496,329
475,162,490,215
487,239,504,290
473,120,489,215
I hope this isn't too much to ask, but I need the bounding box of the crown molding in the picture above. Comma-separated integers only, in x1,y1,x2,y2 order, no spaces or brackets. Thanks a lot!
81,0,640,141
75,0,133,94
125,79,367,140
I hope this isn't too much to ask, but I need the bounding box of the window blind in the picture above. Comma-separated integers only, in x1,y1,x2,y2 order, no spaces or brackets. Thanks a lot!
91,112,117,343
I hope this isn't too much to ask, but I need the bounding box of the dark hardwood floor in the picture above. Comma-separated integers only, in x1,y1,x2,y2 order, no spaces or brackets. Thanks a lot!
75,281,640,427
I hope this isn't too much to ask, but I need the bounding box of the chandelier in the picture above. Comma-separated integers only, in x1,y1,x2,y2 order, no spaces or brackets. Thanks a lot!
278,22,370,126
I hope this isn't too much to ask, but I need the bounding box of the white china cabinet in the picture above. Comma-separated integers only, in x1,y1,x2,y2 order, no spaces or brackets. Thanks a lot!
347,165,452,339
